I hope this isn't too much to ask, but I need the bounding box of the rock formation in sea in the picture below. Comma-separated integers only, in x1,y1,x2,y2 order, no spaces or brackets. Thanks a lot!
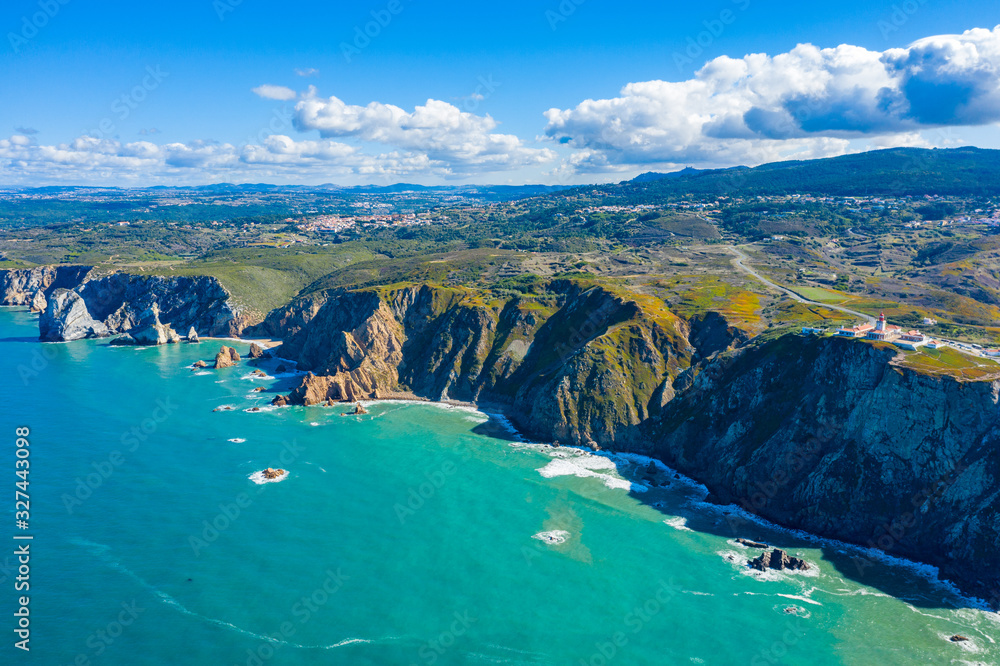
213,346,241,369
187,327,199,343
748,548,810,572
1,266,252,342
258,280,1000,604
249,342,264,359
39,289,109,341
130,303,183,345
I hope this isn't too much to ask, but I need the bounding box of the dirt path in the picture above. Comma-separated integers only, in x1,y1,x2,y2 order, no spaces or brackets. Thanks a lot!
725,245,875,324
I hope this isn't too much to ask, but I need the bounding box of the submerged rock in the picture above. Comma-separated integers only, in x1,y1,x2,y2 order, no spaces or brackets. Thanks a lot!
748,549,809,572
736,538,769,549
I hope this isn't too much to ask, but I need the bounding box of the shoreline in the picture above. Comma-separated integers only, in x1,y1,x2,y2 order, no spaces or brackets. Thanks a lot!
298,392,999,615
5,302,995,616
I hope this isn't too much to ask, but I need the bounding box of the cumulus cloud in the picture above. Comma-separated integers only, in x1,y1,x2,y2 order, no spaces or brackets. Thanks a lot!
0,131,515,184
293,87,556,173
251,84,297,101
545,25,1000,171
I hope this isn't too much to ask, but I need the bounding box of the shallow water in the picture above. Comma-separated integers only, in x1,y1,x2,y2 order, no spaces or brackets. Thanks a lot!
0,307,996,665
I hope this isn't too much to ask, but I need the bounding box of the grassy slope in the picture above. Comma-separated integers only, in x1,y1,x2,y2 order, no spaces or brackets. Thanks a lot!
139,245,373,317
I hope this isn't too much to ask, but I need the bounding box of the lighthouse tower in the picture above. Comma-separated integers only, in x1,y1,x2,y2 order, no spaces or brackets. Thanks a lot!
876,312,886,332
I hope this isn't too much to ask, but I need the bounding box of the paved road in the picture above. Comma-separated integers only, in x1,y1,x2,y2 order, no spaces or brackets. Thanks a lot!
725,245,876,325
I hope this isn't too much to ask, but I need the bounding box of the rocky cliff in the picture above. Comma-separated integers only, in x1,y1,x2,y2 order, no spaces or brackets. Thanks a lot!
21,268,249,342
275,281,696,447
647,334,1000,604
0,266,94,311
267,281,1000,604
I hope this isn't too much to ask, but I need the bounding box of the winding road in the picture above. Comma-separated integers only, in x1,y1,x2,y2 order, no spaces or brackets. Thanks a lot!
725,245,876,325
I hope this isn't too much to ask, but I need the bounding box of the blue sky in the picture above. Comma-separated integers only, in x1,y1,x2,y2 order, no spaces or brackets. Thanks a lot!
1,0,999,186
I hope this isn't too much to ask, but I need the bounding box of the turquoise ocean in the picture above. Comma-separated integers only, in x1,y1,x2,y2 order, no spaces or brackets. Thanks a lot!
0,305,997,665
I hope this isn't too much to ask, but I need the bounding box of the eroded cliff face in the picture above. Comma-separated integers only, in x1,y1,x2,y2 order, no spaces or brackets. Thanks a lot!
268,283,1000,602
75,273,249,338
13,267,249,341
648,335,1000,602
0,266,94,310
276,282,695,447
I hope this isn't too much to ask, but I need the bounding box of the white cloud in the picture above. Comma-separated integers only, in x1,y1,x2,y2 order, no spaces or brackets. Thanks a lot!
251,84,297,101
294,68,319,77
0,131,531,185
545,25,1000,172
293,88,556,173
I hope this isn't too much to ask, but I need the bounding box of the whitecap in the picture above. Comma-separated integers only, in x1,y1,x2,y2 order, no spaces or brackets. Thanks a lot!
664,516,692,531
536,451,647,492
227,438,246,444
777,593,823,606
532,530,570,545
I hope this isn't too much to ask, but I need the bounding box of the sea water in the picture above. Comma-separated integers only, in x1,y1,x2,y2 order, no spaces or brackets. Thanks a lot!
0,306,996,665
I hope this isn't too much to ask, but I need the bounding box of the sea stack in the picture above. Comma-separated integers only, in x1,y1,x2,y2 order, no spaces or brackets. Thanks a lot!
748,549,809,572
249,342,264,359
214,345,241,369
187,326,199,343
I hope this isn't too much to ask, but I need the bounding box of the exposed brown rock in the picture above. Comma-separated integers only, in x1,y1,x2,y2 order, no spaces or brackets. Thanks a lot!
950,635,969,642
271,395,288,407
214,345,240,369
262,467,286,480
193,360,207,368
249,342,264,359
